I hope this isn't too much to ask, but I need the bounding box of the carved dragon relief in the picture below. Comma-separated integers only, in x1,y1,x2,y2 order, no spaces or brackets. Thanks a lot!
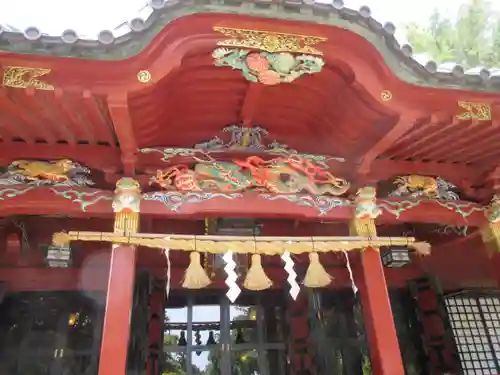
0,159,95,187
388,175,459,201
150,154,350,196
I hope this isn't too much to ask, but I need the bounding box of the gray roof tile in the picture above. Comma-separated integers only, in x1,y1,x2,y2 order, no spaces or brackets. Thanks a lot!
1,0,499,92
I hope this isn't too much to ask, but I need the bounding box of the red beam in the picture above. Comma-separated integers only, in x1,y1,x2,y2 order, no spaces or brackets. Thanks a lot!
0,187,487,226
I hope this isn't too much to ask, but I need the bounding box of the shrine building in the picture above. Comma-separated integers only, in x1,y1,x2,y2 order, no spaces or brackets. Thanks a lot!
0,1,500,375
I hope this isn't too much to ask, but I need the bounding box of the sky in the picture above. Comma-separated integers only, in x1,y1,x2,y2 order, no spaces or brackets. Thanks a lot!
0,0,476,40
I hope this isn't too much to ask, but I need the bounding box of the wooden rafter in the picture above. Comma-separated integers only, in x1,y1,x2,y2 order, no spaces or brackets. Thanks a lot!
358,112,422,175
107,93,138,176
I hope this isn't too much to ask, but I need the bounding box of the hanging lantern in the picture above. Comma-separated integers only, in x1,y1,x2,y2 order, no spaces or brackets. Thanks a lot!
177,331,187,346
46,244,72,268
195,330,202,356
380,246,411,268
235,327,245,344
68,312,78,327
206,331,217,345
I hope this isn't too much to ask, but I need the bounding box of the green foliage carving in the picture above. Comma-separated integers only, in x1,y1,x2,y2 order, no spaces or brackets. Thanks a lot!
212,48,324,85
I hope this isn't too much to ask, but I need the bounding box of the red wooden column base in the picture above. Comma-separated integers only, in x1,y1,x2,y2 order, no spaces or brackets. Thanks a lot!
98,245,137,375
357,248,405,375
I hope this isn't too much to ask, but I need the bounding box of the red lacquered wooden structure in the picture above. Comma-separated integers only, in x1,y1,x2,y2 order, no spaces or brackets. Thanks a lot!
1,3,500,375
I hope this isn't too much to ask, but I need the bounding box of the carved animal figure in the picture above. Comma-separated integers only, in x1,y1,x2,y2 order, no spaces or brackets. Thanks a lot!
113,177,142,213
152,156,350,196
1,159,94,186
390,175,458,200
354,187,381,219
153,162,252,192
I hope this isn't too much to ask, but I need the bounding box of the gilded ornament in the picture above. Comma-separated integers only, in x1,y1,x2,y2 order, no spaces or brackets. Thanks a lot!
380,90,392,101
213,48,324,85
0,159,94,187
213,27,327,55
456,101,491,121
137,70,152,83
2,66,54,90
389,175,459,200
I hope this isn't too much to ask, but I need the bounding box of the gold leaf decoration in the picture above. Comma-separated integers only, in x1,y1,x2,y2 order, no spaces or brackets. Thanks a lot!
2,66,54,90
213,27,327,55
137,70,152,83
456,101,491,121
381,90,393,101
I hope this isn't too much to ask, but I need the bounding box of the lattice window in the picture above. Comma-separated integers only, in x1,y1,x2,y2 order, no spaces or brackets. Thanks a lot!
445,294,500,374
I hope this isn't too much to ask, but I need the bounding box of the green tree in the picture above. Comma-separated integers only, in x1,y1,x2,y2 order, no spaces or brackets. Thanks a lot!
163,333,188,375
404,0,500,67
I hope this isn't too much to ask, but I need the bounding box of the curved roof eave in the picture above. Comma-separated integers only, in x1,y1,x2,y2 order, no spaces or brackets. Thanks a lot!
1,0,500,93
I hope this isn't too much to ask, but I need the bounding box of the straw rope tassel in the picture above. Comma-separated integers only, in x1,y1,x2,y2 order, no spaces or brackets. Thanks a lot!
114,211,139,234
182,252,211,289
303,253,332,288
243,254,273,291
349,218,376,237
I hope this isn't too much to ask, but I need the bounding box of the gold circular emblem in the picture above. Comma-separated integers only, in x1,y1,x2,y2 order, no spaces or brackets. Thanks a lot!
137,70,152,83
381,90,393,101
262,35,279,53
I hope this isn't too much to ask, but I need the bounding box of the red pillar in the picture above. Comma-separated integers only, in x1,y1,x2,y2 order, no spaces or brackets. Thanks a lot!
357,248,404,375
98,245,137,375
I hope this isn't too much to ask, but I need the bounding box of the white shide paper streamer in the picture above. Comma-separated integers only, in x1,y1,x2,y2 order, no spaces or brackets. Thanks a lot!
222,251,241,303
343,251,358,294
281,251,300,300
163,248,171,298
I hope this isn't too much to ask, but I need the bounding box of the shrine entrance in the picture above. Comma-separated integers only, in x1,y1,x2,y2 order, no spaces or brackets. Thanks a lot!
164,291,287,375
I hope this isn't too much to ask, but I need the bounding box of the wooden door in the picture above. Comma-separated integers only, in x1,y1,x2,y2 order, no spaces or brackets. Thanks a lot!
164,292,287,375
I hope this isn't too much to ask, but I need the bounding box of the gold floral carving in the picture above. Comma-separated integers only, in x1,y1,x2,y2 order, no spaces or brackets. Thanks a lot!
456,101,491,121
52,231,429,255
2,66,54,90
213,27,327,56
